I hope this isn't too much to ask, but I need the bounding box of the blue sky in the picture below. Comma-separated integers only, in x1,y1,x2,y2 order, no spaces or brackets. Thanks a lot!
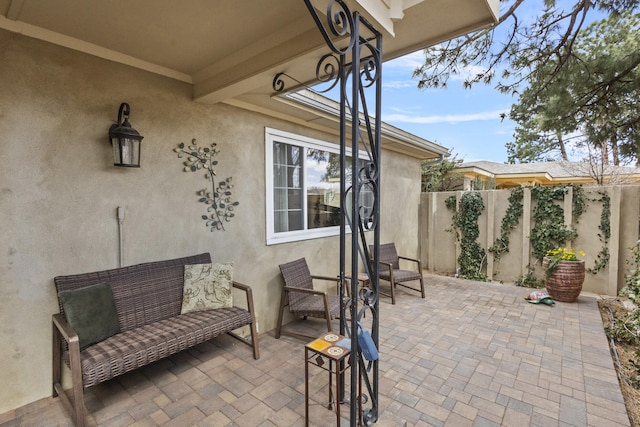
380,51,516,163
374,0,613,164
317,1,613,164
321,52,517,163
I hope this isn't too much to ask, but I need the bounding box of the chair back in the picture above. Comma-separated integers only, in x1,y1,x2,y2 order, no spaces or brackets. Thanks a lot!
378,243,400,269
279,258,314,308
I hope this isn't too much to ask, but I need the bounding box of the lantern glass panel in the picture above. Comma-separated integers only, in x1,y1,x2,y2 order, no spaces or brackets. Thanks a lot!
111,136,141,167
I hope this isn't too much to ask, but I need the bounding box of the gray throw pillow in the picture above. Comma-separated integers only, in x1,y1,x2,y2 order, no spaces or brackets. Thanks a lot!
58,282,120,349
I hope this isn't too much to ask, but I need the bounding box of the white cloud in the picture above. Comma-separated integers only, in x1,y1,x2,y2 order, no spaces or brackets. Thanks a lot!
385,51,490,83
382,80,415,89
383,109,508,124
387,105,421,114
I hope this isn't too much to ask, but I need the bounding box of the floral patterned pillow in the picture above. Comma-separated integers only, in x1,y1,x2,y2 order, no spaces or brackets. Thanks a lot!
181,263,233,314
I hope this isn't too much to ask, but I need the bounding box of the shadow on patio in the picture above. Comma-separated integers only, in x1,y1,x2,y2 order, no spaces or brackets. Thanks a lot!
1,273,629,426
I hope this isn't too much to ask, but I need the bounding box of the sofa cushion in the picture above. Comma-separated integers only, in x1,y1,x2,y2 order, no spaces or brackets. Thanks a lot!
181,263,233,314
58,282,120,349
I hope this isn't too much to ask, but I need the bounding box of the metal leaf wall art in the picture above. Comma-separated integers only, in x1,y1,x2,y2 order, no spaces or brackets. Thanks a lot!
174,138,238,231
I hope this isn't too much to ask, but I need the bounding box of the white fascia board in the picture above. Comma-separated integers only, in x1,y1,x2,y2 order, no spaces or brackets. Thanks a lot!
280,90,449,158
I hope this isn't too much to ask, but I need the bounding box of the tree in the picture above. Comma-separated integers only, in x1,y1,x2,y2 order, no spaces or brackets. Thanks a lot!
413,0,638,93
578,12,640,164
563,144,640,185
421,155,463,192
506,128,569,163
507,11,640,164
412,0,640,164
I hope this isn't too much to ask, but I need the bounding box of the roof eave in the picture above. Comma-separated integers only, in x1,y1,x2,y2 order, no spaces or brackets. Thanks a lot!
273,90,449,159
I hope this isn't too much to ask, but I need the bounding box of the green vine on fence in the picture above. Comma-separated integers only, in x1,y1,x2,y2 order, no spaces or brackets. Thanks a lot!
488,187,524,263
529,185,583,263
445,192,489,282
572,185,587,221
443,184,604,286
587,190,611,275
444,195,457,211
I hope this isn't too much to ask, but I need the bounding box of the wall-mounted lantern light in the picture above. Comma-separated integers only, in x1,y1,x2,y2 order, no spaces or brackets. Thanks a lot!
109,102,143,167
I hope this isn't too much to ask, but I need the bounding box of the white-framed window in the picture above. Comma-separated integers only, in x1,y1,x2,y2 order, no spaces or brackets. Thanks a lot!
265,128,372,245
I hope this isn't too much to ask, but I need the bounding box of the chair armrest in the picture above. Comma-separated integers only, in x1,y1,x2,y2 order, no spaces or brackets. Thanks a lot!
231,281,260,359
378,261,393,273
311,274,340,295
232,280,251,292
283,286,327,296
310,274,339,282
232,281,257,316
398,256,422,269
52,313,83,401
52,313,80,346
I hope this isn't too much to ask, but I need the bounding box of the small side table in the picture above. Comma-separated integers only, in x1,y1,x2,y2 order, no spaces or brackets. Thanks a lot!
305,333,351,426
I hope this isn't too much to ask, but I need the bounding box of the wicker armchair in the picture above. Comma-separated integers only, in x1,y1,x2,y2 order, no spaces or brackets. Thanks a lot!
276,258,341,340
370,243,425,305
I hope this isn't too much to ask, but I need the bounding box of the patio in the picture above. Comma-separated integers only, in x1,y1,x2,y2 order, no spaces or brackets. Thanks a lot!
0,273,629,427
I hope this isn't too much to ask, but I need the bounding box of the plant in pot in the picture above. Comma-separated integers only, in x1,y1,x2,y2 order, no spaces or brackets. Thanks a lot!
543,247,586,303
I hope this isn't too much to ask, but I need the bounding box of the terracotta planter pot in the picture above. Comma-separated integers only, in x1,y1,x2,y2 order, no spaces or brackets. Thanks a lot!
543,257,585,303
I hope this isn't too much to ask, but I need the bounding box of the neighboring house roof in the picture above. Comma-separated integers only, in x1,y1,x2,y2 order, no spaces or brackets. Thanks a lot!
454,160,640,187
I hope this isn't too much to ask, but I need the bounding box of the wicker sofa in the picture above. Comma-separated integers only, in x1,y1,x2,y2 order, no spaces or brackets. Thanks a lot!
52,253,259,427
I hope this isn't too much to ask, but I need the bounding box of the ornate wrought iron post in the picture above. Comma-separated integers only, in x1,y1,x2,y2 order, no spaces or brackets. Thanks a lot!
273,1,382,424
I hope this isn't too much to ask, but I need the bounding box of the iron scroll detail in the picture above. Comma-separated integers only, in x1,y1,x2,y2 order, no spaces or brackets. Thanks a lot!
274,1,382,424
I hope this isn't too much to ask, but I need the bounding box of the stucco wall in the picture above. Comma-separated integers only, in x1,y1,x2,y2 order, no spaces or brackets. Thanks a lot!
0,30,424,414
379,150,422,258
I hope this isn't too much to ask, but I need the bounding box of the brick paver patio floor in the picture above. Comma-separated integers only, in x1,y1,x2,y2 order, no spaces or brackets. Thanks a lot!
0,273,630,426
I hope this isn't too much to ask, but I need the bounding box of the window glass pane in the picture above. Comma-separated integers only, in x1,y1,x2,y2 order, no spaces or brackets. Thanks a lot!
273,142,303,232
267,128,373,244
287,211,303,230
274,211,287,233
307,150,341,229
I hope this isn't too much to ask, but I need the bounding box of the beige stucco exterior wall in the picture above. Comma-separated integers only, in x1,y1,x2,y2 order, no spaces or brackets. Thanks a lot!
0,30,424,414
379,150,422,259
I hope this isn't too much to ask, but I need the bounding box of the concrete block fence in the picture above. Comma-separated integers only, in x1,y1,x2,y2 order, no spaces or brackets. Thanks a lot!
419,185,640,296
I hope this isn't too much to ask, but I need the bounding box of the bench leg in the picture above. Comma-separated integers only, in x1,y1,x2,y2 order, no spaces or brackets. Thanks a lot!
249,320,260,359
69,344,87,427
52,332,86,426
52,323,61,398
54,377,86,427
